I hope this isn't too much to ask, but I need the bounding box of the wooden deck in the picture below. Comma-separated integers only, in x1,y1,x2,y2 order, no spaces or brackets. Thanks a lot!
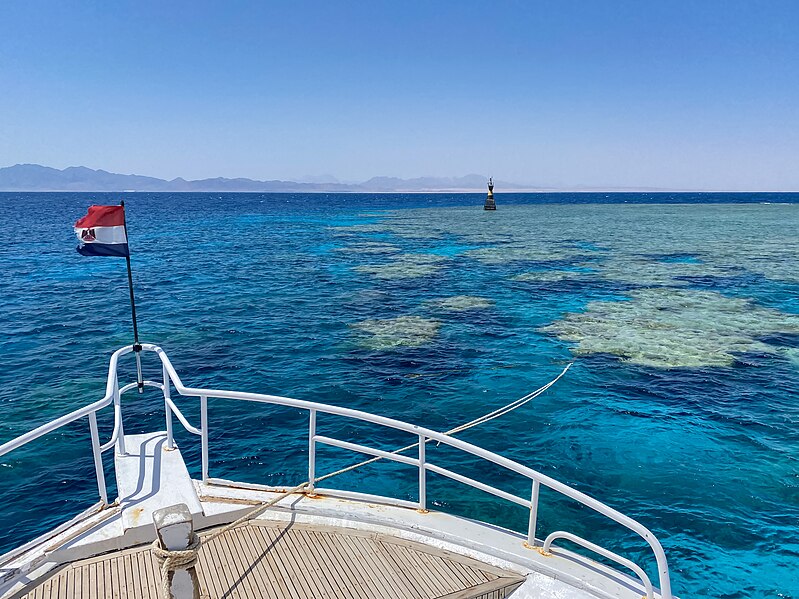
14,520,525,599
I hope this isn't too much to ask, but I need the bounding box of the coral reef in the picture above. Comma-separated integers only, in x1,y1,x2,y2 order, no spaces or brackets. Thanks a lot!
351,315,441,349
428,295,494,311
543,288,799,368
354,254,448,279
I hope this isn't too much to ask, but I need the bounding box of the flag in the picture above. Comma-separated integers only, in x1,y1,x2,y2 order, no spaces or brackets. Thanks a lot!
74,205,129,257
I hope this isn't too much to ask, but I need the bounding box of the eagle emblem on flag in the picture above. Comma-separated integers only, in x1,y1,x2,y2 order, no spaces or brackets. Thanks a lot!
74,205,130,257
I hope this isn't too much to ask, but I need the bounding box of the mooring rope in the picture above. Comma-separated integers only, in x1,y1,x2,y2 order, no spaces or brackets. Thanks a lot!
152,362,572,597
316,361,572,482
151,531,201,598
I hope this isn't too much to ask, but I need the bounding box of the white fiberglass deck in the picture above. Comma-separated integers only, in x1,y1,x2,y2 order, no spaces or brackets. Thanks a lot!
115,431,203,533
11,520,525,599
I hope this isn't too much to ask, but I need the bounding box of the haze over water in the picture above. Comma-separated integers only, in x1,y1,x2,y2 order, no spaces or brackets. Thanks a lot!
1,192,798,598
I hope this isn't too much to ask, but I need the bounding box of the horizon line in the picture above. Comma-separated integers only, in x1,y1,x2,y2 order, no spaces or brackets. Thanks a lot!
3,188,798,194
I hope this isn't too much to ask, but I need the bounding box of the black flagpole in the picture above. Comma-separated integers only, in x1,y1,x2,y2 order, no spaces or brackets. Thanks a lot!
120,200,143,393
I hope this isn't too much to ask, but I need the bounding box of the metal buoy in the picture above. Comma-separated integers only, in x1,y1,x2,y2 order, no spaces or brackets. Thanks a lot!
484,177,496,210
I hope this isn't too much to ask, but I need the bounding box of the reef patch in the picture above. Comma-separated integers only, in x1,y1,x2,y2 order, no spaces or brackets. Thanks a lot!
428,295,493,311
351,316,441,349
354,254,448,279
542,288,799,368
512,270,592,283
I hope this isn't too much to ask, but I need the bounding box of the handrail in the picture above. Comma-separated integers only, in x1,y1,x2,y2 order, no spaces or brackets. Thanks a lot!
543,531,654,599
0,346,138,458
0,343,673,599
0,396,111,457
164,396,202,436
314,435,420,467
150,342,672,598
0,346,146,512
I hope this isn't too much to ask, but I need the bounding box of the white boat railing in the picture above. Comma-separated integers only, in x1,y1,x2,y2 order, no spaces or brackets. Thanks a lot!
0,344,672,599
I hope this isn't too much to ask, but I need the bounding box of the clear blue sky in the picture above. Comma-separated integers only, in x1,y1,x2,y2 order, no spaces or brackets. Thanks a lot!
1,1,797,189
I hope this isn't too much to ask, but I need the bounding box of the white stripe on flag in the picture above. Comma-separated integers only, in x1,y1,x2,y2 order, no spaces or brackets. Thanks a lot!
74,225,128,244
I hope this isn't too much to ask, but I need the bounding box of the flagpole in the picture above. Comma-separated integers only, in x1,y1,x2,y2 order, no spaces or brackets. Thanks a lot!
120,200,143,393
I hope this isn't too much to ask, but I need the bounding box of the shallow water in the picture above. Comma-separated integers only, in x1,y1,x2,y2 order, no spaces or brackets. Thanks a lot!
1,192,798,598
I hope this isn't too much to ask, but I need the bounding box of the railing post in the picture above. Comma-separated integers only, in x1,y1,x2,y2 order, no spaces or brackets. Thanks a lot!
308,409,316,493
114,372,126,456
88,412,108,505
418,435,427,512
200,395,209,483
163,363,174,450
527,480,540,547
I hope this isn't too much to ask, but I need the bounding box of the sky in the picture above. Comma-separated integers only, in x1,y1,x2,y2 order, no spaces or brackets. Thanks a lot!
1,1,798,190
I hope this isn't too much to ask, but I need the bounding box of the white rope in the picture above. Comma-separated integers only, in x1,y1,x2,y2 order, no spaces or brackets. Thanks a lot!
316,362,573,480
445,362,572,435
152,362,572,598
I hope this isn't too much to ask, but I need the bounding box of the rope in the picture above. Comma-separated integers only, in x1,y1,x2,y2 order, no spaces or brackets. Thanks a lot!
316,362,572,483
151,531,201,598
152,362,572,598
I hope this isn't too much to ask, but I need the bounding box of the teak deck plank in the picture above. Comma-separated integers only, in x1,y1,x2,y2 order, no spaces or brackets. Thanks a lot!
326,532,383,598
284,528,339,599
14,520,525,599
303,529,359,599
388,541,450,595
356,537,417,599
247,526,293,599
199,528,226,599
377,539,432,599
257,526,304,598
247,526,290,598
309,529,364,596
231,526,270,599
227,529,261,599
273,528,316,599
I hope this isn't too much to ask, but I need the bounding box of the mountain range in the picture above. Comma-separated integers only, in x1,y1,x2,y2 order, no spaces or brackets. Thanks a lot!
0,164,526,193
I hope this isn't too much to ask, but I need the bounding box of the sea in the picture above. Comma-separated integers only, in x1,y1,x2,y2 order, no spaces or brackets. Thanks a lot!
1,191,798,598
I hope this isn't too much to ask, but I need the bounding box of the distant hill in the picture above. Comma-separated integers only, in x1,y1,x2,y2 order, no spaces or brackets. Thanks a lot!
0,164,169,191
0,164,524,193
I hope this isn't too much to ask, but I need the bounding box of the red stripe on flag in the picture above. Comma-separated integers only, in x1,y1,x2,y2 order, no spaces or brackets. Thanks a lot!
75,205,125,228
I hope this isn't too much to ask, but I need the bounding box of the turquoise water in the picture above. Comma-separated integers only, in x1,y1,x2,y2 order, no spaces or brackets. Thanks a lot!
1,192,798,597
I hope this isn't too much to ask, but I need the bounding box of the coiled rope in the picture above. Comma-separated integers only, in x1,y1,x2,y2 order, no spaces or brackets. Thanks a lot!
151,531,201,598
152,362,572,597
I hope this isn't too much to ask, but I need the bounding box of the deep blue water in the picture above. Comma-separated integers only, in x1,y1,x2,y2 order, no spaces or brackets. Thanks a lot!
1,192,798,598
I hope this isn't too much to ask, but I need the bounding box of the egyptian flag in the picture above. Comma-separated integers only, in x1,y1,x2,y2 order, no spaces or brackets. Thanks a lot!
74,205,130,257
